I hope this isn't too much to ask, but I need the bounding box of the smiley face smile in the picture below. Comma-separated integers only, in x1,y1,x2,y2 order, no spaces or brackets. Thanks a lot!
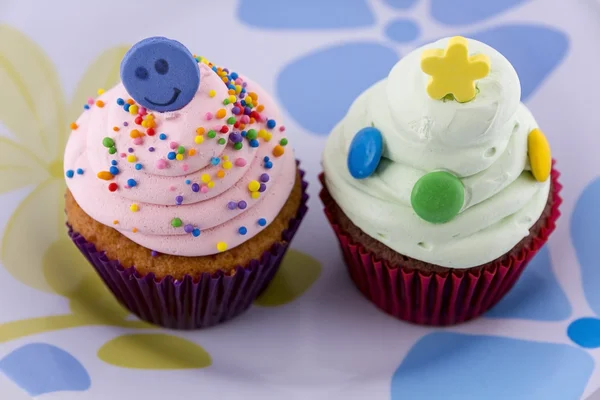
144,88,182,107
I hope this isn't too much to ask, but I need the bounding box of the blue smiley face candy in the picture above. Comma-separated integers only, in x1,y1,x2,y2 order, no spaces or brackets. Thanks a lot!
120,37,200,112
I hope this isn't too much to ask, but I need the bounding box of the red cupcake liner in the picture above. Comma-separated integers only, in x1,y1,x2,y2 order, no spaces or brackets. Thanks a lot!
68,167,308,330
320,167,562,326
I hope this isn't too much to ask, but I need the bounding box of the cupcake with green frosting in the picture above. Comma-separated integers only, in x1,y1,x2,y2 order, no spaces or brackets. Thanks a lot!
320,36,561,326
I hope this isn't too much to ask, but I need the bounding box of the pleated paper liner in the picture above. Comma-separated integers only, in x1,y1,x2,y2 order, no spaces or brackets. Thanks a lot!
68,167,308,330
320,168,562,326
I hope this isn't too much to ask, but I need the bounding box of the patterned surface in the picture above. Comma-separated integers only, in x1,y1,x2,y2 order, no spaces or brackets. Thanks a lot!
0,0,599,399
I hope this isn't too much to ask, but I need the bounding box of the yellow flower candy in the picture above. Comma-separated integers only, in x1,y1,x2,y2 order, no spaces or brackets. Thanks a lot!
421,36,490,103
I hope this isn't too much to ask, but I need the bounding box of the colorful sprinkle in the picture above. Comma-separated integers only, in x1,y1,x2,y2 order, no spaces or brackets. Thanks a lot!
171,217,183,228
135,163,143,170
132,228,138,233
238,226,247,235
211,157,220,166
280,138,288,146
246,129,257,140
151,250,158,257
76,168,84,175
216,109,226,119
266,119,276,129
117,98,125,105
251,192,260,199
207,181,215,189
102,137,115,148
184,224,194,233
209,90,216,98
238,200,247,209
167,152,176,160
176,154,184,161
249,139,259,148
65,170,74,178
149,146,155,152
127,155,137,163
108,183,118,192
207,130,217,139
156,159,167,169
192,228,201,237
248,180,260,192
235,158,247,167
216,170,225,178
273,145,284,157
70,122,78,130
227,201,237,210
216,242,227,252
96,100,105,108
176,195,184,204
97,171,113,180
109,166,120,175
258,218,267,226
127,178,137,187
264,161,273,169
192,183,200,192
223,161,233,170
234,142,243,150
194,135,204,144
218,138,226,145
130,204,139,212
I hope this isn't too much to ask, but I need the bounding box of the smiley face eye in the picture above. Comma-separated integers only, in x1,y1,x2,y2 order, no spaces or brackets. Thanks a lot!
135,66,149,80
155,59,169,75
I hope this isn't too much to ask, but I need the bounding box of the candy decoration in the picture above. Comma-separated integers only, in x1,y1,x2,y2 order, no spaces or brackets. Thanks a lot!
527,128,551,182
216,242,227,252
347,127,383,179
421,36,490,103
411,171,464,224
120,37,200,112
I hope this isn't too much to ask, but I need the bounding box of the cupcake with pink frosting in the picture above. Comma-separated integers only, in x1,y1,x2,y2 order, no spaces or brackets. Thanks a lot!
64,37,307,329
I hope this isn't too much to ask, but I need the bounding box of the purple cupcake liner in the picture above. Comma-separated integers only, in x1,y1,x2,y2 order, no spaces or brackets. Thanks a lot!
68,167,308,330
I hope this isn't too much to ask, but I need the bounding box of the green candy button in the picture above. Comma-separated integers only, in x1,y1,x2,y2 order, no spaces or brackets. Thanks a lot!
411,171,464,224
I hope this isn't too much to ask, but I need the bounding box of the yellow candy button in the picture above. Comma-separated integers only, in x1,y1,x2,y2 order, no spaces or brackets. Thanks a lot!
421,36,490,103
527,128,551,182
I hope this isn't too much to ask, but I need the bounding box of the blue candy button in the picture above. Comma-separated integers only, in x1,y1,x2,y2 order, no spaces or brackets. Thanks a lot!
347,127,383,179
120,37,200,112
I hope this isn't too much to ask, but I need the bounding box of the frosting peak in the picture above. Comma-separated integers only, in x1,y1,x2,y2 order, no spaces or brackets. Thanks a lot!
323,37,550,269
65,50,296,256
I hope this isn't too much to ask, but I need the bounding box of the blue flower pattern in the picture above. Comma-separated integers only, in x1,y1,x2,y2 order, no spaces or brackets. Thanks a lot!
239,0,600,398
0,343,90,396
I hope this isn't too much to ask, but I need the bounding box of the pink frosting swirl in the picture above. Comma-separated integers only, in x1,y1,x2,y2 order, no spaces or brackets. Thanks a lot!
64,62,296,256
